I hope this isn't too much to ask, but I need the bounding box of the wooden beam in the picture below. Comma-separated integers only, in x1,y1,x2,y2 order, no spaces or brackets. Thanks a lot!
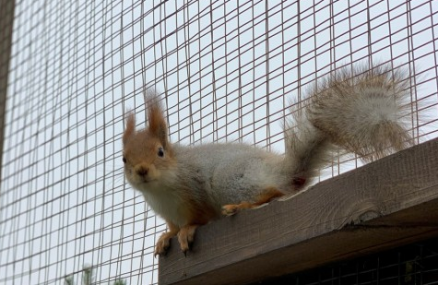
0,0,15,184
159,138,438,285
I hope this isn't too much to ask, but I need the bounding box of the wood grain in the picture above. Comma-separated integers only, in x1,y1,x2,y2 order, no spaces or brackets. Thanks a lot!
159,138,438,285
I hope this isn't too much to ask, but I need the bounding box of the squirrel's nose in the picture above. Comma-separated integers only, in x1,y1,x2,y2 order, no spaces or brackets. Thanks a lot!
136,166,148,177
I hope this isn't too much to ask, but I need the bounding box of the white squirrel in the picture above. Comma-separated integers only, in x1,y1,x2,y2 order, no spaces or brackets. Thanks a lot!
122,64,412,255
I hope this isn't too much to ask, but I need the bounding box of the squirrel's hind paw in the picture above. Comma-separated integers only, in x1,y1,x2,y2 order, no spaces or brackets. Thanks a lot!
222,187,285,216
222,203,250,216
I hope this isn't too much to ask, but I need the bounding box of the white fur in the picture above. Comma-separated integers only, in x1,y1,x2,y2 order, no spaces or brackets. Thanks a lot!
126,167,188,227
141,182,188,227
173,144,285,206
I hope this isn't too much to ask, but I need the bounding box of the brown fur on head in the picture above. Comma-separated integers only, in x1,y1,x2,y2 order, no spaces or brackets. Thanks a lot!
146,95,169,149
122,95,176,187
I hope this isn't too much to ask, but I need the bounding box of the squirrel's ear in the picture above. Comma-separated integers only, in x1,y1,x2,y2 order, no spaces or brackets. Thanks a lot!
123,112,135,144
147,97,169,148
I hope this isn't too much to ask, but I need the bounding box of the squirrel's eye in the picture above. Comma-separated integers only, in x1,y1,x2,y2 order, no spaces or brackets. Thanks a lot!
122,157,127,163
157,147,164,157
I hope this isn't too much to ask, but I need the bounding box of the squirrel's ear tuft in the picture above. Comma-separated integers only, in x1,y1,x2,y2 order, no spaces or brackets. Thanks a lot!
146,92,169,148
123,112,136,145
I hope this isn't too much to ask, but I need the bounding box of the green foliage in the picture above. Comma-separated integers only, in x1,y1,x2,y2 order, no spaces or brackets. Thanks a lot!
82,265,93,285
64,275,74,285
113,279,127,285
64,265,127,285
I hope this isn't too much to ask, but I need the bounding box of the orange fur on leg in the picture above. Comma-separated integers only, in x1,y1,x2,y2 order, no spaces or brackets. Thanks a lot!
155,221,179,256
222,187,284,216
178,224,199,253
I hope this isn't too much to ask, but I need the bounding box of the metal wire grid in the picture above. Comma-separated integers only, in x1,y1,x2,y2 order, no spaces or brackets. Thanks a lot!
0,0,437,284
258,237,438,285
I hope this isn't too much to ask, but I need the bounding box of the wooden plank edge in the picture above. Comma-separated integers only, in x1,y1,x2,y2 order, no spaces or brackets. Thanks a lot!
159,138,438,285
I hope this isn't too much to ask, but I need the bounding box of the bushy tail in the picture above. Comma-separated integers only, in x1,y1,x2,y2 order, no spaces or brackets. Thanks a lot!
285,64,413,190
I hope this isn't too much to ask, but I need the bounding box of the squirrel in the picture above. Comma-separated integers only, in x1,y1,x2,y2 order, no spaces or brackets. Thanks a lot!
122,64,413,256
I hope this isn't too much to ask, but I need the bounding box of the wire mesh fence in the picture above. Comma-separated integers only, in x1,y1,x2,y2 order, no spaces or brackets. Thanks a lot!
0,0,437,284
257,237,438,285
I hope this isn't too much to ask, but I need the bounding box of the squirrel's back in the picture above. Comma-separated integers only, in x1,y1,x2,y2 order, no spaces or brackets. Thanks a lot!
173,143,285,207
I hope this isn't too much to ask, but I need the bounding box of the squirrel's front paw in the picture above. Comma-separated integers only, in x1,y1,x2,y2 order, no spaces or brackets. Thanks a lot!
178,225,198,254
155,232,174,256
